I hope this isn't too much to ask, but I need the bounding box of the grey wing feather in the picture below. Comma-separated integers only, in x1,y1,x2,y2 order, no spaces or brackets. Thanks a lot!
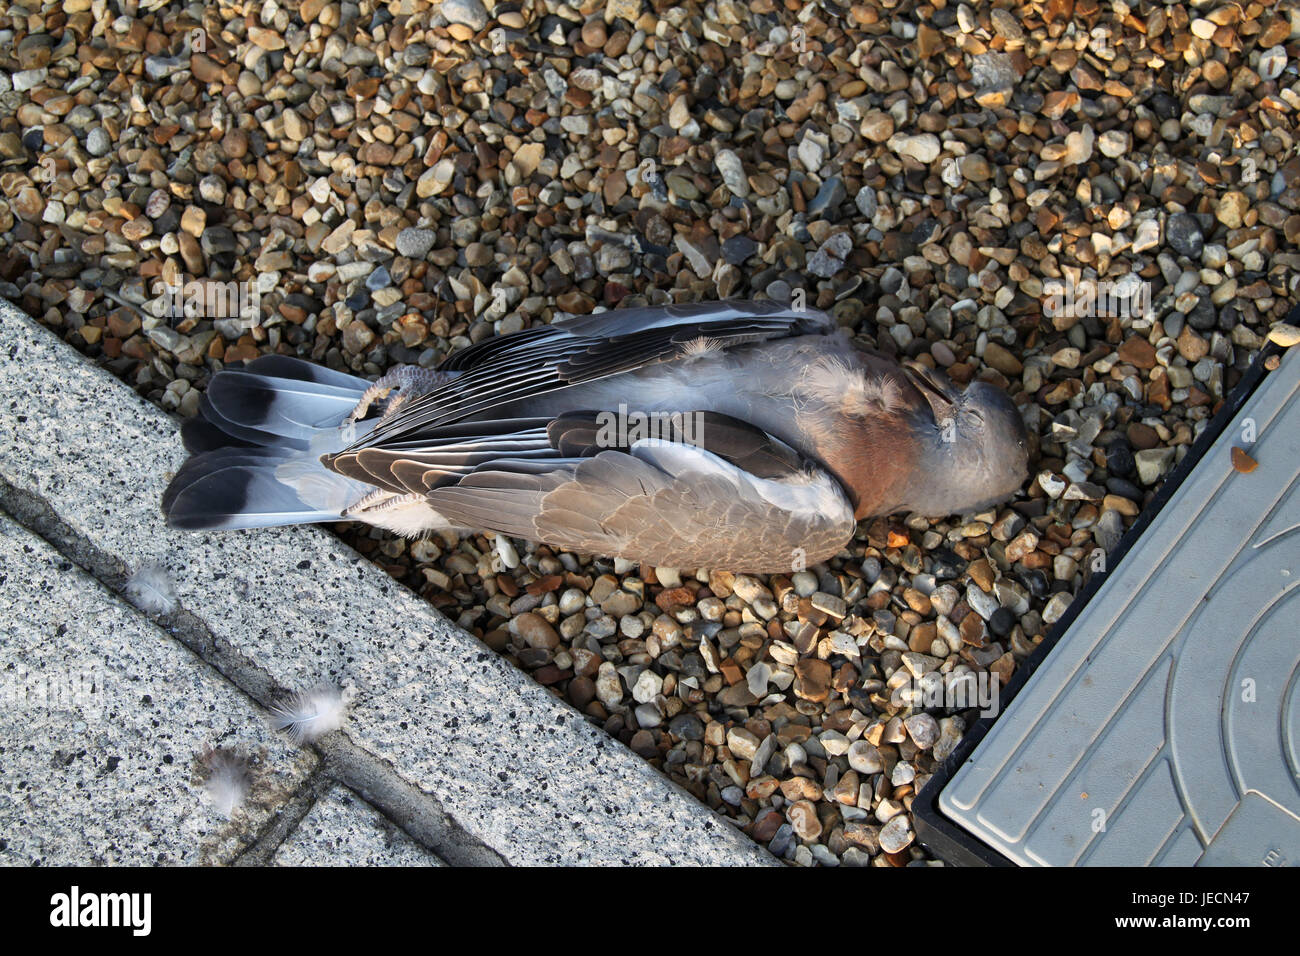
352,300,833,447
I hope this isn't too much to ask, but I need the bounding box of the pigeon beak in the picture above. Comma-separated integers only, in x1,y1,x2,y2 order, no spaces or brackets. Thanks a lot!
902,362,958,422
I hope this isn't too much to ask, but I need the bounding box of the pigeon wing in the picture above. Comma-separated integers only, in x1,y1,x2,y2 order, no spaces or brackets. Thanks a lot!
420,439,856,573
347,299,834,448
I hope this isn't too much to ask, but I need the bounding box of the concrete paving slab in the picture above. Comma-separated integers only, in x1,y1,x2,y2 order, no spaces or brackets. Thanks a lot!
0,301,772,866
271,785,442,866
0,513,316,865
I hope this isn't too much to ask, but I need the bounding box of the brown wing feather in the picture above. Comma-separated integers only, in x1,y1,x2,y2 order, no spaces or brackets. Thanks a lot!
424,450,855,573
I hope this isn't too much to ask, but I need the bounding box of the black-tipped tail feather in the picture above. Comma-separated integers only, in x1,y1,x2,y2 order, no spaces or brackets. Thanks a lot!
164,357,372,531
166,456,346,531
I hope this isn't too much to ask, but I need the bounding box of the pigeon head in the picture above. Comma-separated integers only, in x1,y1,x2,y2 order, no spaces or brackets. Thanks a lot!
901,364,1031,516
959,378,1032,498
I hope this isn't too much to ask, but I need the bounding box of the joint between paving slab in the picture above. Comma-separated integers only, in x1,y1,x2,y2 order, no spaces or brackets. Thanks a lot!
231,767,333,866
0,476,500,867
314,737,505,866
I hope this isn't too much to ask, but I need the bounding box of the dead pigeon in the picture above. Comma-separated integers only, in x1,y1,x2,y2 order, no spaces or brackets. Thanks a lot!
163,300,1029,572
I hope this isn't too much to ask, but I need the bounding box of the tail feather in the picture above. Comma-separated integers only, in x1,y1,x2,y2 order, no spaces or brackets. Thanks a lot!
197,392,310,451
242,354,371,391
181,415,258,454
164,357,376,531
162,446,289,513
166,462,354,531
206,370,367,442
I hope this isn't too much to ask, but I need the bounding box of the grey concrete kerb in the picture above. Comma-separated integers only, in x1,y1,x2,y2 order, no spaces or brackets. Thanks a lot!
0,300,774,866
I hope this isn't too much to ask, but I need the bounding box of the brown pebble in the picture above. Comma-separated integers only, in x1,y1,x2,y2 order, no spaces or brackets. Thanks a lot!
1267,323,1300,348
1231,447,1258,474
654,586,695,611
177,232,204,273
779,777,823,802
514,611,560,650
751,809,783,842
180,206,206,237
568,676,595,707
982,342,1023,375
909,621,937,653
967,558,995,592
221,129,248,159
786,800,823,841
1127,423,1160,451
533,665,571,686
903,587,932,615
120,218,152,241
960,613,986,647
1117,336,1157,369
580,19,606,48
525,574,563,596
793,659,832,703
190,54,224,84
1177,325,1209,362
628,730,658,758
